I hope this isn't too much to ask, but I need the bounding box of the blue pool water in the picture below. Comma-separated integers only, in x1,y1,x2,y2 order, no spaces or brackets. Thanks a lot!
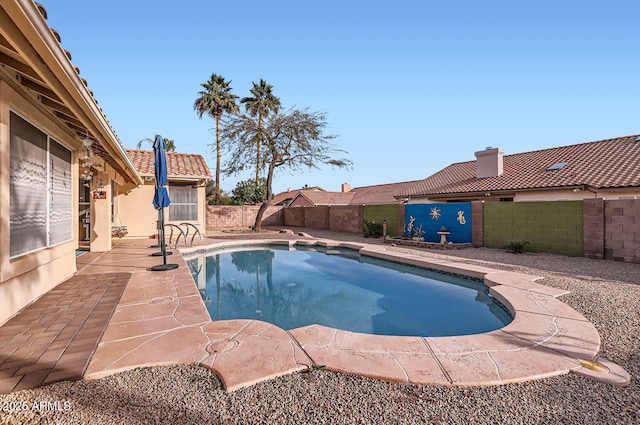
186,246,512,337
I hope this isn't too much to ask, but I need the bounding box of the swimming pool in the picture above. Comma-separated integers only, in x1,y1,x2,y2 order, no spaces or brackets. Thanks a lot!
186,245,511,337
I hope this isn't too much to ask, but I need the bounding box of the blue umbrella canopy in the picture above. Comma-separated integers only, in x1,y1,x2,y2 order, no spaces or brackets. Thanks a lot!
152,135,170,209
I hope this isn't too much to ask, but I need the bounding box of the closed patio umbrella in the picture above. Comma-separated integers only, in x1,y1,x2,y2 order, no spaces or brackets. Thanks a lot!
151,134,178,271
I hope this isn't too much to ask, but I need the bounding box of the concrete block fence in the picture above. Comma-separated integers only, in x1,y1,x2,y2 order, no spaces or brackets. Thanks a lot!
205,205,283,229
584,198,640,262
483,201,584,257
206,198,640,263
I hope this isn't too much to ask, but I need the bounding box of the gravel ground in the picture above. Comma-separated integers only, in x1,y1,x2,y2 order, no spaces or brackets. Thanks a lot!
1,228,638,424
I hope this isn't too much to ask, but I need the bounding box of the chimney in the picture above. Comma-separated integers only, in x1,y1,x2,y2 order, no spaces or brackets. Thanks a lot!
341,183,351,192
474,147,504,178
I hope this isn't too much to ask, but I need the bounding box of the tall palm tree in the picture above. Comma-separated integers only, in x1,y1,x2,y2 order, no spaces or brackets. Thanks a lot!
194,73,239,205
240,79,280,189
137,137,176,151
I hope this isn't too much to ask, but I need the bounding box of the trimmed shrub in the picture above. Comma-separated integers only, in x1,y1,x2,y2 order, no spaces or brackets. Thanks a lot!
504,240,530,254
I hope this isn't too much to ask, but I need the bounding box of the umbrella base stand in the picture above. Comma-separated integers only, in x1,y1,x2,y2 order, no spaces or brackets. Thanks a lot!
151,263,179,271
151,251,173,256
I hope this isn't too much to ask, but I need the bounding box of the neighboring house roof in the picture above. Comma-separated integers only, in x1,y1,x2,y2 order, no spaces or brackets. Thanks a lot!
271,186,326,206
402,134,640,198
275,181,422,206
291,190,356,206
349,180,424,205
126,150,211,180
1,0,142,185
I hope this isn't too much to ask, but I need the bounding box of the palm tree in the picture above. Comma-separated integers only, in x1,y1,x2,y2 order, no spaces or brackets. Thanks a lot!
194,73,239,205
137,137,176,151
240,79,280,189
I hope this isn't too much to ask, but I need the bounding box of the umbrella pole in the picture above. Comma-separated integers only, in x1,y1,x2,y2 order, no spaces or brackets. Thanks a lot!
151,208,173,257
151,207,178,271
160,208,166,265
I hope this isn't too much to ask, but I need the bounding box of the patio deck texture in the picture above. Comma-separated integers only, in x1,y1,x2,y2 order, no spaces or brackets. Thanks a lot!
0,272,129,393
0,232,628,395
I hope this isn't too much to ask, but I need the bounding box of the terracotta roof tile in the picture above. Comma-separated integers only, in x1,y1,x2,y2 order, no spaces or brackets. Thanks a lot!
294,190,356,205
271,187,326,205
126,150,211,180
402,134,640,197
350,180,424,204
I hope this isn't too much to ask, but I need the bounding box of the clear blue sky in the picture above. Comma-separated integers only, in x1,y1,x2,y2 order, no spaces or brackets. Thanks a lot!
46,0,639,195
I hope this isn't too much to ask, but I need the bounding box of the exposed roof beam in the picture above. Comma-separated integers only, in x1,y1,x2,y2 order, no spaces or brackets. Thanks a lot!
19,74,63,102
0,51,43,82
0,1,142,186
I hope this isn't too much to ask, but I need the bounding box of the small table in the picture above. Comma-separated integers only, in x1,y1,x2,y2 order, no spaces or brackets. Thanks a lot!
437,231,450,244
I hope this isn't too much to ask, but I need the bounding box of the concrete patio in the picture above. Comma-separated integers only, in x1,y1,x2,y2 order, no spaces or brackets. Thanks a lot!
0,235,629,394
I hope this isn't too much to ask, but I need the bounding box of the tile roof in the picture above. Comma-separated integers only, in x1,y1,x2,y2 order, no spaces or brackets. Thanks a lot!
402,134,640,197
350,180,424,205
271,187,326,205
2,1,142,185
293,190,356,205
126,150,211,180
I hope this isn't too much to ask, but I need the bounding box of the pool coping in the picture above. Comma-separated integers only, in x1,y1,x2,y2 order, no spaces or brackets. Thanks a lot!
84,238,628,391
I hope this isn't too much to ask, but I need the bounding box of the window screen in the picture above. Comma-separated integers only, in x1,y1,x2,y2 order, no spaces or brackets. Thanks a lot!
10,112,72,257
49,139,73,245
169,183,198,221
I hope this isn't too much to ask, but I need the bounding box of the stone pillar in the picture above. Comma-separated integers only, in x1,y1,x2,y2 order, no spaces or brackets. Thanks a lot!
90,176,112,252
583,198,604,259
471,201,484,248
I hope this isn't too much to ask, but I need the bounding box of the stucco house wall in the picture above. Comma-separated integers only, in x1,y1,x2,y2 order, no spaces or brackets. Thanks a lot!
408,187,640,204
118,180,208,238
0,79,136,325
0,0,142,325
289,196,315,207
514,188,640,202
0,80,80,325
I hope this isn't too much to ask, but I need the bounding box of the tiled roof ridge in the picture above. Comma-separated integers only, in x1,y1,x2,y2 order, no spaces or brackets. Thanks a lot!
441,133,640,168
126,149,211,178
295,190,356,205
400,133,640,197
500,133,639,159
351,179,425,191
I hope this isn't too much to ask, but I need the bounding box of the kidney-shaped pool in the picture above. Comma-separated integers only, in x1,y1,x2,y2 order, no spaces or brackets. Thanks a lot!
186,245,512,337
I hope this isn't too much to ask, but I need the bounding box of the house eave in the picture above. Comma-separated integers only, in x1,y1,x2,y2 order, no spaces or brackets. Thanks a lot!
402,184,597,200
1,0,143,186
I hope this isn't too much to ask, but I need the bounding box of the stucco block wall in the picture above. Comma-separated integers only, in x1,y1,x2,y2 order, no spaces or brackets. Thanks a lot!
280,206,363,233
330,205,363,234
603,199,640,262
304,206,329,229
583,198,605,259
484,201,584,257
398,203,405,235
283,207,305,227
364,205,399,236
206,205,283,229
472,201,484,247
